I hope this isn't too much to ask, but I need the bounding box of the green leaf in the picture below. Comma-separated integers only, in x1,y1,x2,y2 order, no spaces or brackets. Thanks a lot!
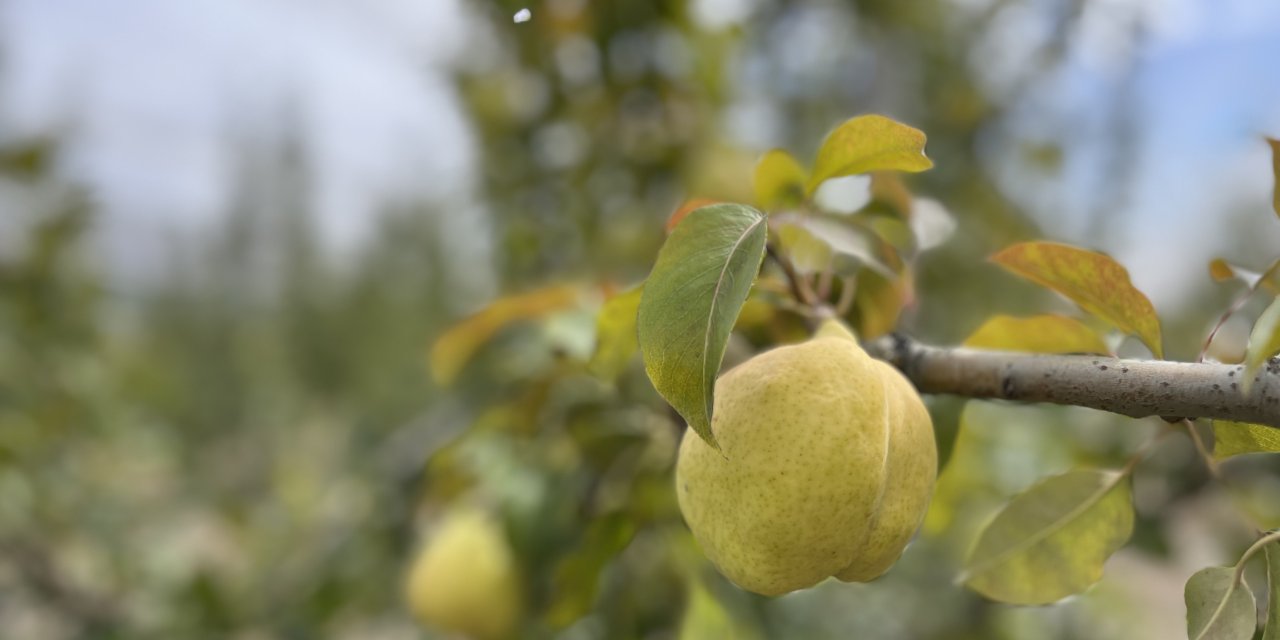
1245,297,1280,384
963,314,1110,355
991,242,1164,358
666,198,723,234
1185,566,1256,640
807,115,933,194
588,285,644,380
1268,137,1279,218
678,578,760,640
923,402,1077,545
753,149,807,210
545,513,637,628
638,203,768,448
1213,421,1280,459
963,469,1134,605
1265,544,1280,640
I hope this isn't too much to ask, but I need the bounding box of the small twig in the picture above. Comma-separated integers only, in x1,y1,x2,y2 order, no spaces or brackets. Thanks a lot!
1199,288,1255,363
835,276,857,317
766,244,818,306
1181,418,1222,481
816,268,834,302
1233,528,1280,583
768,243,808,305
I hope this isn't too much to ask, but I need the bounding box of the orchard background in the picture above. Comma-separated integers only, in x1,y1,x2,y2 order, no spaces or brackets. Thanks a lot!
2,1,1280,639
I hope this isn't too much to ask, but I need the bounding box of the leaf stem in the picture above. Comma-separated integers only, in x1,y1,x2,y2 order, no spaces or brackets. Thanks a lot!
1233,528,1280,584
1199,283,1261,363
816,267,834,301
1181,419,1223,481
766,243,818,307
835,276,857,317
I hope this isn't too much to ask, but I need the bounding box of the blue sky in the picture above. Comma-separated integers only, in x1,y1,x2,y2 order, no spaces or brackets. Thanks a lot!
1,0,1278,310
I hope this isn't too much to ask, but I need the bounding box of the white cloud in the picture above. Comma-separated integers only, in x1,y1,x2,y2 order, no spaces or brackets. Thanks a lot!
0,0,489,288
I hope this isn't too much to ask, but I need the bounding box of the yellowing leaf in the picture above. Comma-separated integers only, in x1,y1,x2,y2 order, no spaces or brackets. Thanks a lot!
807,115,933,194
588,285,644,381
1265,544,1280,640
429,284,581,385
1214,421,1280,459
1245,297,1280,384
638,204,768,449
1268,137,1279,217
852,266,914,339
963,314,1109,355
1210,259,1237,282
1208,258,1280,294
963,469,1134,605
1185,566,1256,640
990,242,1164,358
753,149,807,210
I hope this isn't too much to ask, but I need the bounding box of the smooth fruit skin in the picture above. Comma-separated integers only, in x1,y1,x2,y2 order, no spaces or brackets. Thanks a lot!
675,321,936,595
404,507,522,640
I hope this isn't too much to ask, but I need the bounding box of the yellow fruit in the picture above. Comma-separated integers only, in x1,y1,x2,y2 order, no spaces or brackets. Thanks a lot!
675,319,937,595
404,507,522,639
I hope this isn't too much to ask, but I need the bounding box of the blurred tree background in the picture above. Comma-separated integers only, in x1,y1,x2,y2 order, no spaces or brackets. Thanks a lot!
1,0,1279,638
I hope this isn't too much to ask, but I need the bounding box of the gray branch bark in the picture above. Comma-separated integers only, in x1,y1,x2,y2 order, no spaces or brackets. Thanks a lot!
862,335,1280,429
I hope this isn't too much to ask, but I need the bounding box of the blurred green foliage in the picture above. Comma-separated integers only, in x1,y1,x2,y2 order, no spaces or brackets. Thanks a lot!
3,1,1279,639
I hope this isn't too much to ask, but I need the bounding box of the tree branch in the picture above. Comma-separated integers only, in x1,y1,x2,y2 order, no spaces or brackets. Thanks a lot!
863,335,1280,429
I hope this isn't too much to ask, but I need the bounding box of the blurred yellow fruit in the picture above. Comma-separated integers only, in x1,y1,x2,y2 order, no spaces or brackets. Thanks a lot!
676,319,937,595
404,507,522,639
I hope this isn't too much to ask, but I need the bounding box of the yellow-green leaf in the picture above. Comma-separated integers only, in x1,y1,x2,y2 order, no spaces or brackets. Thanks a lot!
429,284,582,385
991,242,1163,358
1265,544,1280,640
963,469,1134,605
753,149,807,210
638,203,768,449
1245,297,1280,384
807,114,933,194
1185,566,1256,640
1268,137,1279,218
588,285,644,381
678,578,760,640
1213,421,1280,459
963,314,1110,355
923,402,1076,544
852,266,914,339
